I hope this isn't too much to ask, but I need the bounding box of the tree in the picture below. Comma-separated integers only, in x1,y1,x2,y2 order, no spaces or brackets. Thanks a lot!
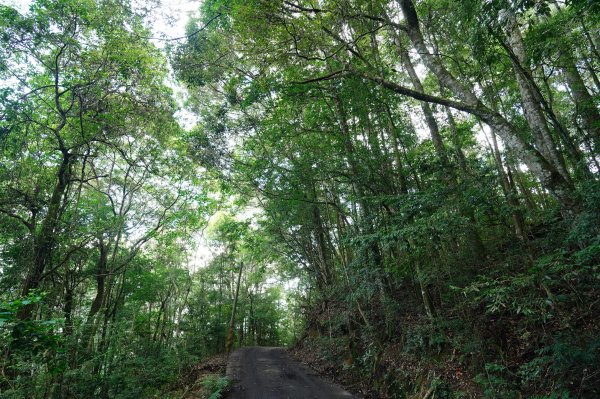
174,0,600,396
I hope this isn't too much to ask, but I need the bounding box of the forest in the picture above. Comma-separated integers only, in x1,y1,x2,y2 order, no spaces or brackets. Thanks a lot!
0,0,599,398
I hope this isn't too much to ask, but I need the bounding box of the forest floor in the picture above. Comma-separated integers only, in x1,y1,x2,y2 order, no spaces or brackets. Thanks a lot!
289,336,482,398
225,346,356,398
166,353,229,399
288,339,379,398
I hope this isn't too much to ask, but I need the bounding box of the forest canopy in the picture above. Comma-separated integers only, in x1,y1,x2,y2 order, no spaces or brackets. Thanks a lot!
1,0,599,398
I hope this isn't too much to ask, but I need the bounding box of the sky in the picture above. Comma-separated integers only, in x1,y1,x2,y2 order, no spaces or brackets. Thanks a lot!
1,0,199,38
143,0,200,43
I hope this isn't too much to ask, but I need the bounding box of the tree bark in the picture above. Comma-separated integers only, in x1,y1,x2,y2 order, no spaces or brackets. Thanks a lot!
332,94,383,269
490,130,526,239
383,103,410,193
504,14,571,182
311,191,332,288
226,261,244,355
18,152,72,319
89,239,108,318
562,51,600,149
397,44,448,164
393,40,486,255
374,0,578,212
445,107,468,172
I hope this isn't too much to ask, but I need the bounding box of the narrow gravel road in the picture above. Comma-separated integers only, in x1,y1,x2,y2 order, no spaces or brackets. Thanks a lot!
226,346,356,399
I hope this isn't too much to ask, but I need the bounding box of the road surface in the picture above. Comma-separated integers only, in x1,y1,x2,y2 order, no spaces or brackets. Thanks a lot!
226,346,356,399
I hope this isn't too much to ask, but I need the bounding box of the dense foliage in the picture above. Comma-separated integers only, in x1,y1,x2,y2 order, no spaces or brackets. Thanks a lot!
0,1,291,398
1,0,599,398
173,0,600,397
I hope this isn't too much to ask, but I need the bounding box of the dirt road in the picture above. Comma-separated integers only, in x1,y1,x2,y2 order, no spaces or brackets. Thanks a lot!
226,346,356,399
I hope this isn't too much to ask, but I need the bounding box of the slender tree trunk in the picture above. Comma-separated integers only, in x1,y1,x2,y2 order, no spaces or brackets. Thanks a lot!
580,16,600,63
19,152,72,319
395,44,486,255
562,51,600,148
383,104,410,194
397,43,448,163
332,94,383,268
89,239,108,318
445,107,468,171
504,14,571,182
582,56,600,93
489,131,526,239
63,285,74,337
153,292,171,342
510,163,537,213
226,261,244,355
394,0,577,212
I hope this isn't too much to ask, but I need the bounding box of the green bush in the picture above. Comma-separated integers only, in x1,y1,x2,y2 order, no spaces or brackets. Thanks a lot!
200,374,231,399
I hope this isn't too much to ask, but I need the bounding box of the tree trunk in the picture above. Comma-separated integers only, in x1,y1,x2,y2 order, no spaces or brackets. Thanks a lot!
562,51,600,149
490,130,526,239
397,43,448,164
504,14,571,182
445,107,468,171
311,198,332,287
89,239,108,318
394,42,486,255
394,0,577,212
226,261,244,355
332,94,383,268
383,104,410,194
18,152,72,319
